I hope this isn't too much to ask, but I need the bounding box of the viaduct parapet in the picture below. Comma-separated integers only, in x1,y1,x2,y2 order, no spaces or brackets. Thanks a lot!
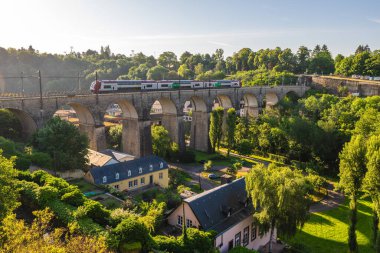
0,85,308,157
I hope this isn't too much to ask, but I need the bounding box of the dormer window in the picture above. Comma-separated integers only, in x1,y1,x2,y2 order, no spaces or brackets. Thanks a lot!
139,167,142,174
103,176,107,183
128,170,131,177
160,162,163,168
149,164,153,171
115,173,119,180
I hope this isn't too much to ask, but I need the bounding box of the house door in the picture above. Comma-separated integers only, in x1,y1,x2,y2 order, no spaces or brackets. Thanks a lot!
228,240,233,251
149,175,153,185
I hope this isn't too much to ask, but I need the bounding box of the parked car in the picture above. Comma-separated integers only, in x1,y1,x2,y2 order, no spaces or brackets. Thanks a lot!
208,173,219,179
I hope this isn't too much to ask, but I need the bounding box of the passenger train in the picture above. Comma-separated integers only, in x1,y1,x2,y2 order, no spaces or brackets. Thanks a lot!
90,79,240,93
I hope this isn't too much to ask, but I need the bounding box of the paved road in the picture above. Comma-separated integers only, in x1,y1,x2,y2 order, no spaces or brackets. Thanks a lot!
170,163,222,191
309,182,345,213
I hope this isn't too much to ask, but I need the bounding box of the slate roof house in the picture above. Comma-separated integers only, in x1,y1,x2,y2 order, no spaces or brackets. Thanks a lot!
84,155,169,191
168,178,274,252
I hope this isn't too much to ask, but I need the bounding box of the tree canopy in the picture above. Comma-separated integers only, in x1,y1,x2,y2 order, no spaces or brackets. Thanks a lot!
32,117,89,171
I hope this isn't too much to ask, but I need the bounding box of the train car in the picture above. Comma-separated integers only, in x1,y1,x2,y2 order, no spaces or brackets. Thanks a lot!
91,79,240,93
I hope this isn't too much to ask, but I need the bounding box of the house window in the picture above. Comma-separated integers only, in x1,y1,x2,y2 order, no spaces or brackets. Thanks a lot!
243,226,249,246
128,170,131,177
160,162,163,168
128,181,133,188
115,173,119,180
186,219,193,228
134,179,138,187
251,223,257,241
102,176,107,183
149,164,153,171
235,232,241,247
159,172,163,179
139,167,142,174
177,215,183,225
141,177,145,185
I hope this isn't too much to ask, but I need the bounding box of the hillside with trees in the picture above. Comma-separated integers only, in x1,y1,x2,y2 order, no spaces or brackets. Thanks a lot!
1,44,379,93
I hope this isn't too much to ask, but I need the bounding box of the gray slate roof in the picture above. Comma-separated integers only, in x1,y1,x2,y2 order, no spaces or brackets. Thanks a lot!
90,155,168,185
185,177,253,234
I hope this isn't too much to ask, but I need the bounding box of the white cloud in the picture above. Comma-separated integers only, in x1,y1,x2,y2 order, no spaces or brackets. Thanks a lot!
368,18,380,24
207,41,233,47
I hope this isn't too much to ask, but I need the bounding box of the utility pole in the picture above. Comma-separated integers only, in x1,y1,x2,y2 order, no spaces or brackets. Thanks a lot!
78,72,81,91
38,70,43,124
21,71,24,97
38,70,42,109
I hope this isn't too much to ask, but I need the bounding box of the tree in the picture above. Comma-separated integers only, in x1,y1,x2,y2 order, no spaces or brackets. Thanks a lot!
107,125,122,150
363,135,380,248
32,117,89,171
209,107,224,152
0,109,21,140
203,160,212,171
147,65,169,80
158,51,178,70
178,64,193,79
339,135,367,253
246,164,310,253
350,51,371,75
151,125,171,158
0,208,111,253
226,108,237,156
0,151,19,221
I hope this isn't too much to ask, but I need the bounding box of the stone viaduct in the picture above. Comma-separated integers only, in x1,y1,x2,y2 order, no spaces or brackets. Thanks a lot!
0,85,308,157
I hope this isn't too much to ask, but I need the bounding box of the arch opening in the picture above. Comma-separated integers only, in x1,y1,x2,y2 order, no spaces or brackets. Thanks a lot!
3,108,37,140
265,92,279,108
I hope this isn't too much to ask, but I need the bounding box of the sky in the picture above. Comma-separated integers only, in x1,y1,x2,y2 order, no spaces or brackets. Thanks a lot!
1,0,380,57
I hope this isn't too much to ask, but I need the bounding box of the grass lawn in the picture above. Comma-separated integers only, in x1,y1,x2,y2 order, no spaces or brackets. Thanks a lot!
70,178,101,193
193,150,255,168
288,197,374,253
91,193,123,209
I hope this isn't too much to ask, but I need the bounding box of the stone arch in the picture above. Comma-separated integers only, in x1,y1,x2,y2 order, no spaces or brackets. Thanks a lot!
65,102,105,151
115,99,139,119
190,96,208,113
284,90,300,101
109,99,151,158
265,92,279,108
5,108,37,139
149,97,184,152
243,93,259,117
214,94,233,109
67,102,95,126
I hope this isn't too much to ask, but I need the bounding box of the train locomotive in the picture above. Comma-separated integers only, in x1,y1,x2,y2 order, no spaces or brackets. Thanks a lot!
90,79,240,93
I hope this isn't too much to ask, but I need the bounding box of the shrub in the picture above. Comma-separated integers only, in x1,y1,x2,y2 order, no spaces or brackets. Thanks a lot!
180,228,216,253
82,199,110,225
236,139,253,155
112,217,153,251
61,188,86,207
203,160,212,171
154,235,182,252
0,136,17,157
15,155,31,171
30,151,53,168
35,185,59,206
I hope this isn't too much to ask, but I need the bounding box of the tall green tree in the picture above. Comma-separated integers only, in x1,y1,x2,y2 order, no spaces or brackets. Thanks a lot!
363,135,380,248
158,51,179,71
32,117,89,171
147,65,169,80
151,125,171,158
209,107,224,152
226,108,237,156
209,109,218,153
339,135,367,253
246,164,310,253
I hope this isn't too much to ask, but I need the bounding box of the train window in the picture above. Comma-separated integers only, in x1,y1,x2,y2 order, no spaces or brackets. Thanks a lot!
103,85,111,89
161,84,168,87
147,85,152,87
